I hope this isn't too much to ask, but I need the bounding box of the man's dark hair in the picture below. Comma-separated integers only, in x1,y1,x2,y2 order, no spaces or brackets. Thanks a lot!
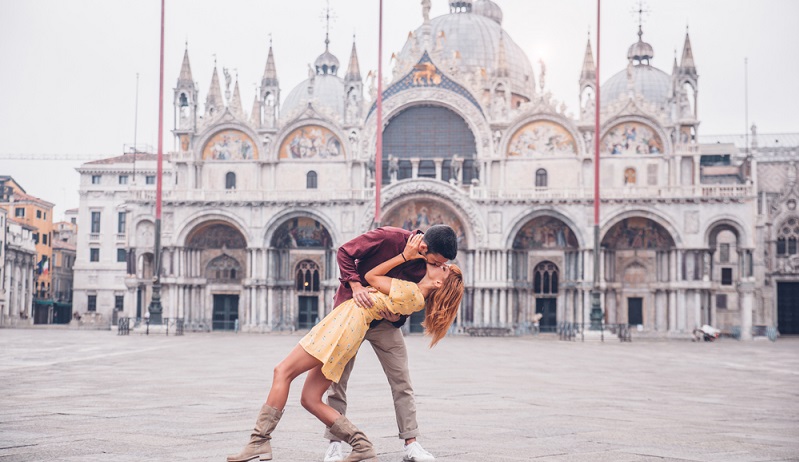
423,225,458,260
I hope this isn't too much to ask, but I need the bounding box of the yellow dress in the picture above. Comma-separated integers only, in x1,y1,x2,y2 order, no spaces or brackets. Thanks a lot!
299,279,425,382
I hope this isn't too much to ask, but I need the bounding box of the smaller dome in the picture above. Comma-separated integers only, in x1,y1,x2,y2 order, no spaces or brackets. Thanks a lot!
315,47,340,75
282,74,346,119
627,26,654,64
473,0,502,24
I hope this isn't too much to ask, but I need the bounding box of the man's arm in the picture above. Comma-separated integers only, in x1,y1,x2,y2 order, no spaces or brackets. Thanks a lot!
338,227,405,307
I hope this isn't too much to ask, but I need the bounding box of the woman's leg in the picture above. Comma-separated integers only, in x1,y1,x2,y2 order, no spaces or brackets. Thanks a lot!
266,344,323,410
300,365,341,426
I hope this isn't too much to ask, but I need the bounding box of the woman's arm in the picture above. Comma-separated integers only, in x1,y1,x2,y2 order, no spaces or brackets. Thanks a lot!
365,233,424,294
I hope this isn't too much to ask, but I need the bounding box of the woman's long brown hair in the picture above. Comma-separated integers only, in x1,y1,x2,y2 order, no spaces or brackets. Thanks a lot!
422,264,464,347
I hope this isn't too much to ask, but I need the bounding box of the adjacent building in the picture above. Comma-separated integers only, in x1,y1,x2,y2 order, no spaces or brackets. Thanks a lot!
2,218,36,326
71,1,797,337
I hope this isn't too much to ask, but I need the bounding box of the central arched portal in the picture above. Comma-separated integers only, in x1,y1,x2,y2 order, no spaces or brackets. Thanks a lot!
382,197,469,332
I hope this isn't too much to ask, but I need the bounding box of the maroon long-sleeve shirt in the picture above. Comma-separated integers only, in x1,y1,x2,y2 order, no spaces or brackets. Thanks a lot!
334,227,427,316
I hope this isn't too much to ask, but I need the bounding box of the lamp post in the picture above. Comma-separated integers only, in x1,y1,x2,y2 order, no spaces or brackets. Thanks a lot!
590,0,603,330
147,0,166,325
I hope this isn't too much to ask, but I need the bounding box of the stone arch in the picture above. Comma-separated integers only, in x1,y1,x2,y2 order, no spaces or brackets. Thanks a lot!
133,219,155,249
275,119,347,162
362,88,492,162
703,216,748,248
185,222,247,250
263,208,341,250
599,115,671,156
195,121,261,161
506,208,585,250
601,209,681,248
176,211,252,248
381,197,470,249
501,113,584,157
205,254,243,282
360,179,486,247
622,261,650,285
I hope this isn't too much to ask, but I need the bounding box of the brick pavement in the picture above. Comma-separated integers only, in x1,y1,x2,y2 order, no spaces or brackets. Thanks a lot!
0,329,797,462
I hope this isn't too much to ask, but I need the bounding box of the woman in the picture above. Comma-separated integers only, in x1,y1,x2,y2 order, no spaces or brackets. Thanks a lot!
227,234,464,462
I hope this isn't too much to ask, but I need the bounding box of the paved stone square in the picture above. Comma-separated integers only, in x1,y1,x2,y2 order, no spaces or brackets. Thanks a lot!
0,329,797,462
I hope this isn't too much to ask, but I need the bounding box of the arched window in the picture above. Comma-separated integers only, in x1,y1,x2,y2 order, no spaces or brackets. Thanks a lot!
533,261,559,295
295,260,320,292
306,171,318,189
535,168,547,188
777,217,799,256
225,172,236,190
179,93,188,107
624,167,636,185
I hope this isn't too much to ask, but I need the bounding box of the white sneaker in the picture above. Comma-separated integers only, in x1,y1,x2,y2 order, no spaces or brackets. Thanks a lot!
403,441,435,462
324,441,346,462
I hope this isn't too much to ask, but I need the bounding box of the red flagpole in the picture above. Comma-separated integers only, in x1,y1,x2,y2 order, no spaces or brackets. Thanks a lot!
374,0,384,226
148,0,166,323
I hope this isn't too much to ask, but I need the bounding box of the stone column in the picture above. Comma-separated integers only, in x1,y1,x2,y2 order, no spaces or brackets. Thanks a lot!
434,158,443,180
473,289,482,326
740,280,755,340
410,158,420,179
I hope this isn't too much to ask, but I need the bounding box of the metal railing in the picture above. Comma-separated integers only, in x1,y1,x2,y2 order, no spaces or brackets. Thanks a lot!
557,322,632,342
117,317,184,336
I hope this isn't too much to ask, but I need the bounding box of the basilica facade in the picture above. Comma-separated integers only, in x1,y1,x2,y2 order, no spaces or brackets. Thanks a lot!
72,0,796,338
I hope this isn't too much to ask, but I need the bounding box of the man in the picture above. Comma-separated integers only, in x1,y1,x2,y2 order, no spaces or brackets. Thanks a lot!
323,225,458,462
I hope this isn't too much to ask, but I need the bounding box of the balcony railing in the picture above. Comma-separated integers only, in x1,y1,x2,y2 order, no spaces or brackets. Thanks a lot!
127,183,753,204
469,184,754,201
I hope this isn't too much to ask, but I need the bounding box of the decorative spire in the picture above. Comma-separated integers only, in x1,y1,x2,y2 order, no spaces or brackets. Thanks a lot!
627,1,653,65
680,28,697,73
205,64,223,116
229,77,243,118
178,44,193,83
345,36,362,82
314,1,340,75
262,38,279,88
580,35,596,82
250,90,261,127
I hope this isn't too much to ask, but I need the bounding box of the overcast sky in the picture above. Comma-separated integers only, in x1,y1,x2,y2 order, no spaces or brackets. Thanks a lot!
1,0,797,218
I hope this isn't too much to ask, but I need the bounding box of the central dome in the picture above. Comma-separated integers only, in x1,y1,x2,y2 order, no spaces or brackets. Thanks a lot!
601,65,671,110
397,9,534,100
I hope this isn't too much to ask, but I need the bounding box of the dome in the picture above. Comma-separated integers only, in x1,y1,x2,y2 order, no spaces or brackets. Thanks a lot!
282,74,345,119
314,48,340,75
627,26,654,64
397,10,534,99
472,0,503,25
601,64,671,109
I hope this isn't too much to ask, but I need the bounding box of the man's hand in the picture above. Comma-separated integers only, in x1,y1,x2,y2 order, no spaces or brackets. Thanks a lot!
351,282,377,308
378,309,401,322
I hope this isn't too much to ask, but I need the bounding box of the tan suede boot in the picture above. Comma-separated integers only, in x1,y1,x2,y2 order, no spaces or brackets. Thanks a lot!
328,416,377,462
227,404,283,462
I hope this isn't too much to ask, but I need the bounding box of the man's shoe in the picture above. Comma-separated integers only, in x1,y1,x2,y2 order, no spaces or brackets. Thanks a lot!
324,441,345,462
403,441,435,462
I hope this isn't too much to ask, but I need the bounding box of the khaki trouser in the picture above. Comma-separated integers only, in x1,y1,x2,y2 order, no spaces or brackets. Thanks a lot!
324,320,419,441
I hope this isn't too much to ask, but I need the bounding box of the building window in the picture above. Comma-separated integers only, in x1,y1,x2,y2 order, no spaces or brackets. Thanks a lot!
721,267,733,285
114,295,124,311
15,208,24,217
90,248,100,262
117,212,126,233
42,233,48,245
118,175,129,185
647,164,658,185
535,169,547,188
36,210,42,219
117,248,126,262
33,233,39,244
88,295,97,312
306,171,318,189
71,217,77,224
91,211,101,233
91,175,101,184
146,175,156,185
716,294,727,309
225,172,236,190
624,167,637,185
719,243,730,263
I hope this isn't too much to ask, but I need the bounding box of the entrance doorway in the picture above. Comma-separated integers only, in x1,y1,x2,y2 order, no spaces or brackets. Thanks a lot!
628,297,643,326
213,294,239,331
298,296,318,329
535,298,557,332
777,282,799,334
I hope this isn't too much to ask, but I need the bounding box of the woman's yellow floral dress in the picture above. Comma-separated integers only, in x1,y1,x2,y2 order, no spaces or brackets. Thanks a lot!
300,279,424,382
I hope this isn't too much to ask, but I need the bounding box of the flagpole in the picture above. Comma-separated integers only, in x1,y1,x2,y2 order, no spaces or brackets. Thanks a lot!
147,0,166,324
374,0,384,226
590,0,603,330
